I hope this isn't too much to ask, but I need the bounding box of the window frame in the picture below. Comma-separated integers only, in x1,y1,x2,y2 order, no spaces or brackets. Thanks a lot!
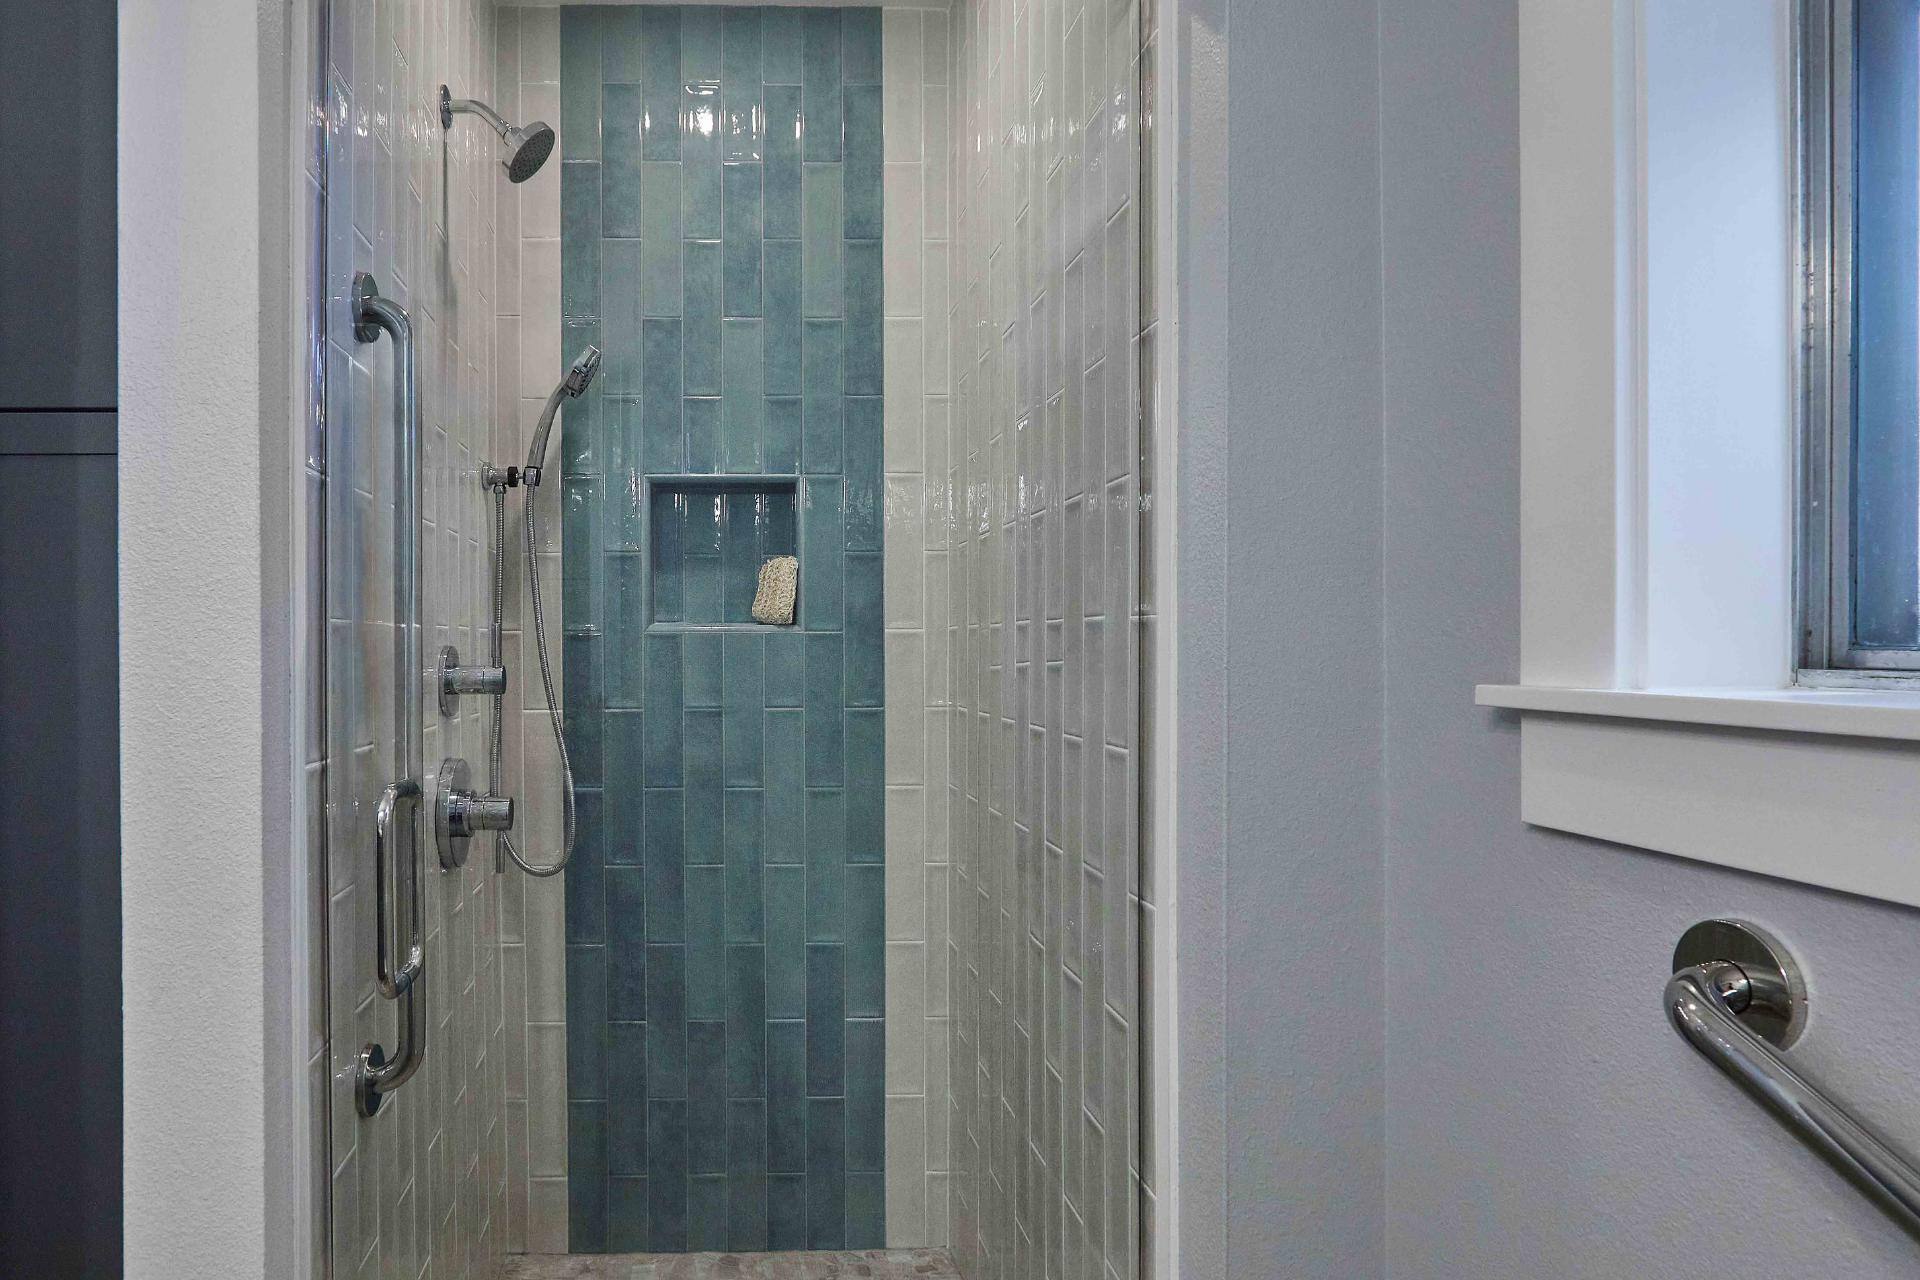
1799,0,1920,680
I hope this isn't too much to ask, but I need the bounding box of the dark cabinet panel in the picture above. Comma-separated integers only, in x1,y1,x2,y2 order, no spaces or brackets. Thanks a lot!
0,453,121,1277
0,0,117,408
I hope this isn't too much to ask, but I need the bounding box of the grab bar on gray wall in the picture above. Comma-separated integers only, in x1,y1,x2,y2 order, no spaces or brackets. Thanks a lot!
351,272,426,1118
1666,919,1920,1235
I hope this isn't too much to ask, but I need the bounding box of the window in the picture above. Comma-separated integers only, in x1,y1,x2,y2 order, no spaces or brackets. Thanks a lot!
1802,0,1920,675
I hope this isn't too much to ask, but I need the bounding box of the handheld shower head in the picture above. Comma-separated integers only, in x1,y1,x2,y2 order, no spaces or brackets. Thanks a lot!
523,347,604,476
440,85,556,184
562,346,602,398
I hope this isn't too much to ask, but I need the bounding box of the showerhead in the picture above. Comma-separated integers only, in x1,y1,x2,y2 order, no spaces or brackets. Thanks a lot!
562,346,602,398
440,85,556,184
502,122,556,184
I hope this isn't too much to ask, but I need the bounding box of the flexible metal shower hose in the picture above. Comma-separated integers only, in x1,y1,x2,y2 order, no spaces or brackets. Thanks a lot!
489,481,575,877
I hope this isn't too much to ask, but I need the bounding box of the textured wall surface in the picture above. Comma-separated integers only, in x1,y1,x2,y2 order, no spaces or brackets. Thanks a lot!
317,0,510,1273
944,0,1146,1276
1378,2,1920,1276
553,4,889,1253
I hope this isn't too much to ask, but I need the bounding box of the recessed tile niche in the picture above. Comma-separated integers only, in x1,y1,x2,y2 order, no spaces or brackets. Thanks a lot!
645,475,799,630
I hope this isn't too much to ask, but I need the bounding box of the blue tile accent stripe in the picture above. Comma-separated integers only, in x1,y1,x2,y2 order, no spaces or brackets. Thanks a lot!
560,5,884,1254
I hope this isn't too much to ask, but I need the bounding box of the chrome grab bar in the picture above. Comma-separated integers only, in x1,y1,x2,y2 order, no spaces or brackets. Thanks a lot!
352,272,426,1118
1666,919,1920,1235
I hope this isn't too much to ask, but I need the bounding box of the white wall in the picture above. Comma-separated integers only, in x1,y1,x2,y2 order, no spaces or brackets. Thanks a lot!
119,0,291,1274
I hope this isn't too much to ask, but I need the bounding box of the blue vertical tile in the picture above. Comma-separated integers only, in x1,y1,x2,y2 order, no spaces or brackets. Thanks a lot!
643,790,685,934
605,711,647,852
683,630,723,704
843,557,883,712
560,7,602,161
804,631,845,785
720,491,761,620
566,804,607,941
722,320,766,472
723,634,766,784
843,8,882,85
685,863,726,1020
764,87,804,239
804,946,845,1096
764,864,806,1020
687,1020,728,1173
802,11,843,162
800,478,846,629
647,1099,689,1250
764,240,803,395
766,1020,808,1173
726,943,767,1097
844,708,885,865
689,1176,731,1252
652,491,686,623
603,403,646,528
646,945,688,1098
805,1097,847,1249
805,789,845,943
567,944,608,1098
764,710,806,866
609,937,648,1024
566,626,606,734
563,163,603,316
765,398,803,476
844,239,883,393
725,790,766,942
801,166,845,317
642,320,686,474
685,240,724,397
723,165,765,317
767,1175,807,1250
569,1100,610,1248
602,84,644,238
763,8,804,84
844,1017,885,1170
640,162,685,317
728,1135,770,1249
643,633,684,783
564,478,606,632
602,5,645,83
600,237,644,395
724,7,763,85
846,1173,885,1250
765,634,805,708
842,85,882,239
608,1021,649,1174
801,320,844,472
609,1177,650,1252
843,398,883,549
681,5,724,78
844,864,884,1018
684,709,724,864
641,8,682,161
683,404,724,484
682,81,723,240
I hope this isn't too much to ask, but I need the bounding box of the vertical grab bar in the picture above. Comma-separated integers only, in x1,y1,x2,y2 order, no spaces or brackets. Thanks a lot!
352,272,427,1118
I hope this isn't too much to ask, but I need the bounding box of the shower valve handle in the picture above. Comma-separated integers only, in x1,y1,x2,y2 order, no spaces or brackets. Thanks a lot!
439,644,506,716
434,756,514,869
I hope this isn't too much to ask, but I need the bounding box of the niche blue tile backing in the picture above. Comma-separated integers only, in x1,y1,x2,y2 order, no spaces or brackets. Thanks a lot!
559,4,885,1254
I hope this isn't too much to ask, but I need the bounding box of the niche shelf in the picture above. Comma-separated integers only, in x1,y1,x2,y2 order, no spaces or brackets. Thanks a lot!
643,474,799,633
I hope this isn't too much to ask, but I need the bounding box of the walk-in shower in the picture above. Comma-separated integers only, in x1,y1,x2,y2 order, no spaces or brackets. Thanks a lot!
314,1,1151,1275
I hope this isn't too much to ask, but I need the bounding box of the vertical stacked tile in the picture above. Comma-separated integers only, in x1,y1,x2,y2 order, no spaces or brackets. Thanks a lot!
878,2,958,1251
943,0,1145,1279
318,0,510,1274
554,6,887,1255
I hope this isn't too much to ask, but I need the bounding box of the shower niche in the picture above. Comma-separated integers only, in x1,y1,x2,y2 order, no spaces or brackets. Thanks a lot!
643,475,799,630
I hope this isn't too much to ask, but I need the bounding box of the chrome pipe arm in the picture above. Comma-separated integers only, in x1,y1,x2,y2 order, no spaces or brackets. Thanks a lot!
1667,934,1920,1234
351,272,426,1118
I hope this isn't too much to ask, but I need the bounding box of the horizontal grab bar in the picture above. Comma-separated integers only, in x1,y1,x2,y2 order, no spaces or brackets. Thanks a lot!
1666,920,1920,1235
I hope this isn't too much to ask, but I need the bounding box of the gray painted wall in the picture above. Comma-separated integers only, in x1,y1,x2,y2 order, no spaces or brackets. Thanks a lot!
1181,0,1920,1275
1379,3,1920,1275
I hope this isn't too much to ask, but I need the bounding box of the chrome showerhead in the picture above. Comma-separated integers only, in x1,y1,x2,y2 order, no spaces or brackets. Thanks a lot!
440,85,556,184
562,346,602,398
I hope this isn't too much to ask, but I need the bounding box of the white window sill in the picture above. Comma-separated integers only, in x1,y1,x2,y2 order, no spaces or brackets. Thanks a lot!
1474,684,1920,910
1474,683,1920,742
